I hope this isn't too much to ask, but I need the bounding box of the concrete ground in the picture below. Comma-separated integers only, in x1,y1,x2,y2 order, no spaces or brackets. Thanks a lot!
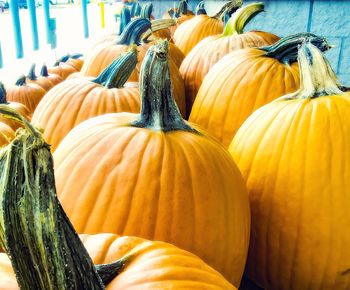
0,3,118,85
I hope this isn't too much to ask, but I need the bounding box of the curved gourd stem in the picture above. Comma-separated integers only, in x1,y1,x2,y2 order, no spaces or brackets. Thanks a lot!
118,6,131,35
0,105,138,289
27,64,37,81
213,0,242,20
284,42,344,100
260,33,331,65
176,0,188,17
0,83,7,104
132,41,198,133
54,54,70,66
223,2,264,36
142,19,176,41
116,18,152,45
141,2,153,20
15,75,27,86
40,64,49,77
196,1,206,15
134,2,141,17
70,53,83,59
93,47,138,89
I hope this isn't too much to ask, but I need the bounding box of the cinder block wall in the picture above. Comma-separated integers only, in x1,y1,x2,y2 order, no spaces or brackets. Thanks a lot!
144,0,350,85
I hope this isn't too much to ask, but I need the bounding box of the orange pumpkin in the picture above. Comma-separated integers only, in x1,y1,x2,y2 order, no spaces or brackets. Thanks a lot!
0,122,14,147
189,33,330,148
47,54,83,80
0,83,31,131
26,64,63,91
173,0,242,55
180,2,280,115
6,75,46,115
53,41,250,287
229,42,350,290
0,233,236,290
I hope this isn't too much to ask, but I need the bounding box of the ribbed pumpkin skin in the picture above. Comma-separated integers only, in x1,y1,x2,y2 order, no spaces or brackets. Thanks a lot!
0,102,31,131
189,48,300,148
31,79,140,152
0,122,14,147
6,83,46,115
173,15,224,55
229,95,350,290
48,62,79,80
180,31,280,113
0,233,236,289
27,73,63,91
53,113,250,286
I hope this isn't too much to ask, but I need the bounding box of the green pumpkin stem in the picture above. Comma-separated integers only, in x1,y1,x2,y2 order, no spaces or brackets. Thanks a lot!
27,64,37,81
196,1,206,15
141,2,153,20
54,54,70,66
132,41,197,133
223,2,264,36
116,18,152,45
260,33,331,65
96,255,131,285
93,47,138,89
213,0,242,20
284,42,343,100
40,64,49,77
70,53,83,59
176,0,188,17
0,83,7,104
118,7,131,35
15,75,27,86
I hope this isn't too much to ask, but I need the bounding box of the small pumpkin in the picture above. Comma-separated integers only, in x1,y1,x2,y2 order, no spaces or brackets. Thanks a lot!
0,82,31,131
53,41,250,287
48,54,83,79
180,2,280,115
173,0,242,55
189,33,330,148
26,64,63,91
5,75,46,115
228,42,350,290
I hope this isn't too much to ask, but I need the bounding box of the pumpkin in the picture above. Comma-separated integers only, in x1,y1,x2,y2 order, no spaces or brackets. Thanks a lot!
26,64,63,91
164,0,195,36
0,122,14,147
5,75,46,115
53,41,250,287
173,0,242,55
80,18,179,79
228,42,350,290
48,54,83,79
0,82,31,131
189,33,330,148
180,2,280,116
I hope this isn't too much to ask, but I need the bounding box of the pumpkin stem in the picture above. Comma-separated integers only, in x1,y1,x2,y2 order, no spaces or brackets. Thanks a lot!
132,41,197,133
213,0,242,20
96,255,131,285
40,64,49,77
134,2,142,17
15,75,27,86
27,64,37,81
116,18,152,45
118,6,131,35
223,2,264,36
284,42,343,100
0,83,7,104
93,47,138,89
70,53,83,59
143,19,176,41
141,2,153,20
176,0,188,17
0,105,105,289
54,54,70,66
196,1,206,15
260,33,331,65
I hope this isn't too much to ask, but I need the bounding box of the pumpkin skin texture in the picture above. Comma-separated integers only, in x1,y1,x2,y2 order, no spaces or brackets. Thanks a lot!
26,64,63,91
180,3,280,115
54,42,250,287
0,234,236,290
6,76,46,115
189,33,330,148
228,43,350,290
0,122,14,147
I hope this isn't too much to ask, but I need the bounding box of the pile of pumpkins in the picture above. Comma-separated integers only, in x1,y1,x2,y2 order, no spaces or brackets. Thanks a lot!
0,0,349,290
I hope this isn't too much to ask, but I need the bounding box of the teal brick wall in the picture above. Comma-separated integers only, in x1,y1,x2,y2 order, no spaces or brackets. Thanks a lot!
146,0,350,85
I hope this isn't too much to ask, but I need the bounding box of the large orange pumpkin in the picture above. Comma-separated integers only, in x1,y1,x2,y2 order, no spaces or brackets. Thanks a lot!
229,42,350,290
5,75,46,115
53,41,250,287
180,2,280,115
173,0,242,55
0,83,31,131
0,233,236,290
189,33,330,148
